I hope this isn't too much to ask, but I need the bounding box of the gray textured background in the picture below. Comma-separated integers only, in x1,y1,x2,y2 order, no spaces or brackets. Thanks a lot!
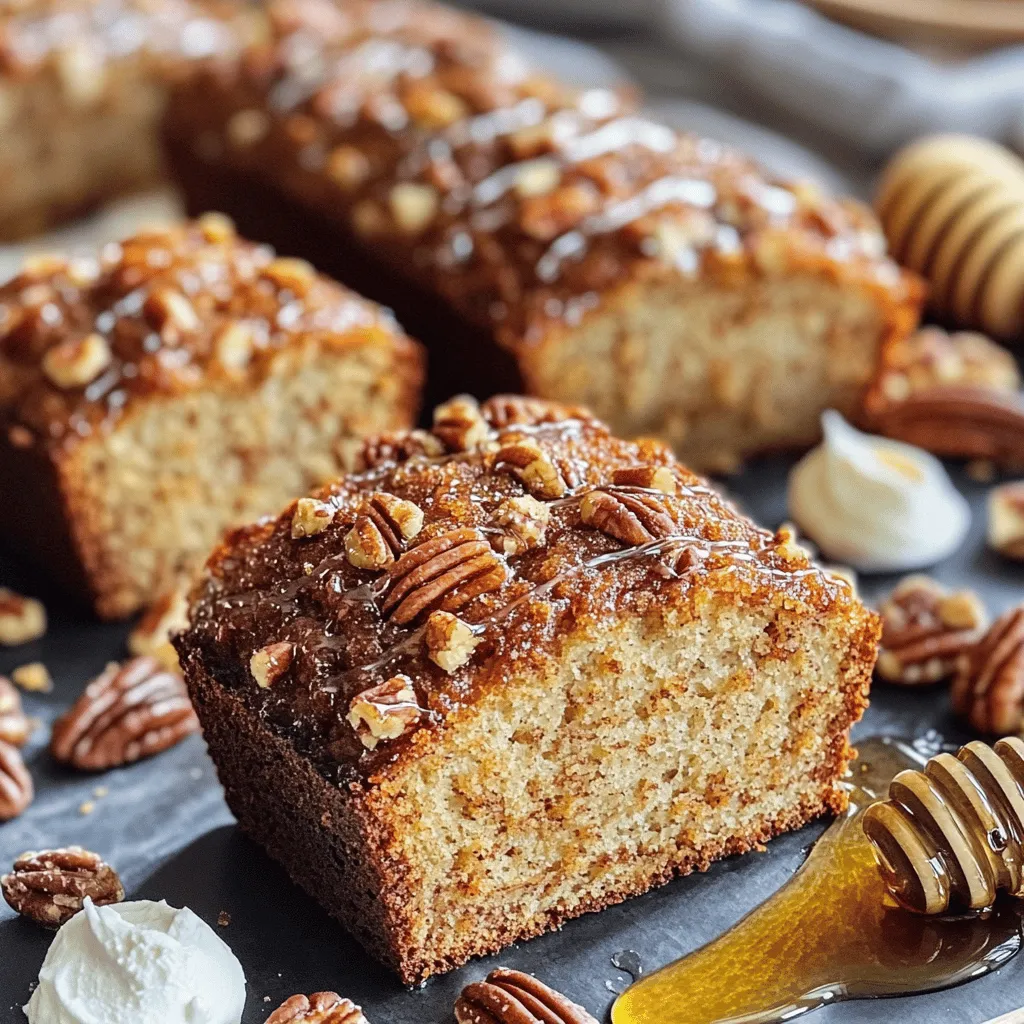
2,455,1023,1023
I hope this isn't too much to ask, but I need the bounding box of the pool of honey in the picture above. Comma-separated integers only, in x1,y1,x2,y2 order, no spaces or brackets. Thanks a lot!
612,736,1024,1024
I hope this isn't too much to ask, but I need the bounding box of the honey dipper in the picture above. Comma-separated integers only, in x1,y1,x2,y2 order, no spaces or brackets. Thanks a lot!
863,736,1024,915
876,135,1024,340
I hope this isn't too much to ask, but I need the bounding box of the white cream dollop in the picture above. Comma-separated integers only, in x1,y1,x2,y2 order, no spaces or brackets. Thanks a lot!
25,899,246,1024
788,410,970,572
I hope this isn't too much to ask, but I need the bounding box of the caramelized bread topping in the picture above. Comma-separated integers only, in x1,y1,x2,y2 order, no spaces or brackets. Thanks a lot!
0,216,407,448
180,398,856,785
173,0,915,353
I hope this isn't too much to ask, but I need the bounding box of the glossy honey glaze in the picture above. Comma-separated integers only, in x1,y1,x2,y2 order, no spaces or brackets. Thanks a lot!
612,736,1024,1024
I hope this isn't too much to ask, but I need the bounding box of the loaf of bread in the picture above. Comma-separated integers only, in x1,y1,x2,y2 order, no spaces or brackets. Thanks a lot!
0,216,424,618
164,0,923,472
175,394,878,984
0,0,262,240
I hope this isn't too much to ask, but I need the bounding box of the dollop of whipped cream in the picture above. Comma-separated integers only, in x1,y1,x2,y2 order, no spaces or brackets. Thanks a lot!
788,411,970,572
25,899,245,1024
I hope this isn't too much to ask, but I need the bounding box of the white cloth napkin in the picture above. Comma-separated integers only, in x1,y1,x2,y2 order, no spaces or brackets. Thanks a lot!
467,0,1024,157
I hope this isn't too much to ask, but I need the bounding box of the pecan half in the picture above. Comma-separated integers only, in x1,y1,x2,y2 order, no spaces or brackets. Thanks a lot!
0,741,32,821
492,495,550,556
877,575,989,685
0,676,32,747
347,675,423,750
12,661,51,692
1,847,124,928
493,438,569,499
433,394,491,452
355,429,445,471
989,481,1024,561
0,588,46,646
480,395,590,429
267,992,369,1024
50,657,199,770
383,528,509,625
455,969,598,1024
580,488,679,546
345,492,424,570
951,604,1024,734
863,385,1024,470
612,465,677,494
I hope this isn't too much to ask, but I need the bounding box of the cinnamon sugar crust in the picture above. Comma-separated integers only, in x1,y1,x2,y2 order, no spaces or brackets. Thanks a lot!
177,398,878,982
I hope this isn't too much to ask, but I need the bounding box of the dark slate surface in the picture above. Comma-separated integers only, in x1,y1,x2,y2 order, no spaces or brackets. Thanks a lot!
2,455,1023,1024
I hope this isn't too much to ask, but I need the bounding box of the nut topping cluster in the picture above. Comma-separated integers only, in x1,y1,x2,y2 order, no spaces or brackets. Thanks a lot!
1,848,124,928
433,394,491,453
493,437,569,499
0,741,32,822
455,969,598,1024
347,676,424,750
267,992,369,1024
345,492,424,569
952,604,1024,735
876,576,989,686
50,657,199,770
0,588,47,646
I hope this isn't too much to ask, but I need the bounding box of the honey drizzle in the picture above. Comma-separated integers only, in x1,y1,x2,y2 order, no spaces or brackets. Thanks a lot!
611,736,1024,1024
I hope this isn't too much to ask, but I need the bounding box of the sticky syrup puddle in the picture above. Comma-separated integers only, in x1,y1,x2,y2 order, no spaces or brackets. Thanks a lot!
612,736,1024,1024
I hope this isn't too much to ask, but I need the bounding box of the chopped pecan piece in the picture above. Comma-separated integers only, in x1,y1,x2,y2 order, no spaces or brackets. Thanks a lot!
345,493,425,570
877,575,989,685
494,438,568,499
580,488,679,546
1,847,124,928
951,604,1024,734
612,465,677,494
251,642,295,689
425,611,483,673
292,498,336,539
492,495,551,556
383,528,509,625
0,676,32,747
355,429,445,470
41,333,111,388
50,657,199,771
0,741,32,822
0,588,46,646
455,968,599,1024
267,992,369,1024
863,385,1024,471
389,182,439,233
127,586,190,673
433,394,491,452
12,661,52,693
347,675,423,750
989,482,1024,561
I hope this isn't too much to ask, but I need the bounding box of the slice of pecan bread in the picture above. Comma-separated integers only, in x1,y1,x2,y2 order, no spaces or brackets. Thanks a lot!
175,395,878,984
0,216,424,618
164,0,923,472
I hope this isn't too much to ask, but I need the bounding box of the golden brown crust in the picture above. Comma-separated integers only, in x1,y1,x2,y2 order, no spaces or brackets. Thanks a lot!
0,216,419,451
163,0,921,365
179,397,868,785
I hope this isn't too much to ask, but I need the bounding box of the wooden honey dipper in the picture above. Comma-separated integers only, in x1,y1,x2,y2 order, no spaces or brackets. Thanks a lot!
863,736,1024,915
876,135,1024,340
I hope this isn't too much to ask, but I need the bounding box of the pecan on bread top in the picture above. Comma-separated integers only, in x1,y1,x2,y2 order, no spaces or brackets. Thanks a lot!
177,397,863,783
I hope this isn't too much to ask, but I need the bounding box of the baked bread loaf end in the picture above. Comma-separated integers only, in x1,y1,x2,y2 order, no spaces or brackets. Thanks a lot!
164,0,923,472
175,395,878,984
0,216,424,618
